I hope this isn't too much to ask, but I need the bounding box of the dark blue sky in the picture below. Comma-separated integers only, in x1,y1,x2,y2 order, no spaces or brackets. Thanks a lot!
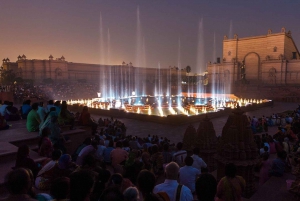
0,0,299,73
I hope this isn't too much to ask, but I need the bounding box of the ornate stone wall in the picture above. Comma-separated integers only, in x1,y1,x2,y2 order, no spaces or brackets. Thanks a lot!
208,28,300,86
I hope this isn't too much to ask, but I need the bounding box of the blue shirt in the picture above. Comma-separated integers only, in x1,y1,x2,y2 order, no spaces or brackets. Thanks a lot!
103,147,114,163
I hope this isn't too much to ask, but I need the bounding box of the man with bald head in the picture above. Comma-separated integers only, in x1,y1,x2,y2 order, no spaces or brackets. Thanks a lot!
153,162,193,201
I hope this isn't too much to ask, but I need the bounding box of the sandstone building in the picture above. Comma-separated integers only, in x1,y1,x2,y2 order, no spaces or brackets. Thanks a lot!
207,28,300,87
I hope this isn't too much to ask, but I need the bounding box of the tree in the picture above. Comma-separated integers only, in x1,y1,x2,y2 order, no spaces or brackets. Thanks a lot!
186,66,191,74
0,69,16,85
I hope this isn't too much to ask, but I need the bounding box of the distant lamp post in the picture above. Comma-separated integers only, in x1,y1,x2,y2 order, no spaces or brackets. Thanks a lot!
132,91,136,96
97,92,101,98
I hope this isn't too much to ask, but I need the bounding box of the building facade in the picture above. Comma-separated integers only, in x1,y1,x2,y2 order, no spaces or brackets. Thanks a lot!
207,28,300,87
1,55,193,95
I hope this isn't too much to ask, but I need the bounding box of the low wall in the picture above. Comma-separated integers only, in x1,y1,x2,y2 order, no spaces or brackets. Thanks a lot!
0,92,13,102
69,101,273,125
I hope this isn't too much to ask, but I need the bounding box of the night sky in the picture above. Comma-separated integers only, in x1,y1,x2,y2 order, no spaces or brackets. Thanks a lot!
0,0,299,73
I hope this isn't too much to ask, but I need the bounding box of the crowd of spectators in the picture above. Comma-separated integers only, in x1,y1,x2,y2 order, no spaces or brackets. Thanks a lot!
3,97,300,200
1,82,99,103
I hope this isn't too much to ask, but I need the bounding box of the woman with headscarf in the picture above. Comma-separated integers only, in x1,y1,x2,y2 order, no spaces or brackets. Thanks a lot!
79,106,98,135
35,150,62,190
58,101,75,130
38,127,53,158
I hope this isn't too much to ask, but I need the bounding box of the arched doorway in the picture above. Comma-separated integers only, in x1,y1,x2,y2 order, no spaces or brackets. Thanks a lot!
244,53,260,81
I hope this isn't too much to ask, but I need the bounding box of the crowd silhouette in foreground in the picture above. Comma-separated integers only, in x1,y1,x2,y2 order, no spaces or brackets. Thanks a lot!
1,99,300,200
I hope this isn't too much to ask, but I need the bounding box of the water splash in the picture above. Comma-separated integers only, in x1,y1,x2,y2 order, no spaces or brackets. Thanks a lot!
196,18,205,74
99,12,107,98
213,32,216,63
107,28,110,65
177,37,182,96
135,6,142,95
229,20,233,39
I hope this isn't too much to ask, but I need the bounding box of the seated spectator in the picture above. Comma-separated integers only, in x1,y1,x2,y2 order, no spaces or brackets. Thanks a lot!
46,100,54,113
268,137,276,154
15,145,40,178
21,100,32,119
153,162,193,201
179,156,200,193
48,116,66,153
38,127,53,157
90,168,111,201
72,137,92,161
50,177,70,201
5,102,21,121
0,113,9,130
269,151,287,177
195,173,217,201
99,187,124,201
106,173,124,193
70,170,95,201
26,103,40,132
110,141,129,168
94,138,106,161
216,163,246,201
4,168,36,201
103,140,115,164
123,187,139,201
76,140,97,166
37,102,46,125
35,150,62,190
54,101,61,116
58,101,75,130
0,100,9,117
79,106,98,135
129,137,142,150
259,153,271,185
191,147,207,173
173,142,187,167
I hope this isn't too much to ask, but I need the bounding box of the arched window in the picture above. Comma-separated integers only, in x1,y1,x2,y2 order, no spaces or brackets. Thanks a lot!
55,68,62,76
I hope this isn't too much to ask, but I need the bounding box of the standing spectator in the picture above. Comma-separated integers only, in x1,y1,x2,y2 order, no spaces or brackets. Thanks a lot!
195,172,217,201
26,103,40,132
191,147,207,173
137,170,163,201
173,142,187,167
153,162,193,201
162,143,172,165
216,163,246,201
179,156,200,193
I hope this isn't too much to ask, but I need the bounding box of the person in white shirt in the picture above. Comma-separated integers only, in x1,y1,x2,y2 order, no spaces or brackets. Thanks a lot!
179,156,200,193
173,142,187,167
153,162,193,201
191,147,207,173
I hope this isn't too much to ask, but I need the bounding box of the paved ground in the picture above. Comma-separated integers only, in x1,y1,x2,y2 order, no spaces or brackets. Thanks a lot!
91,102,299,143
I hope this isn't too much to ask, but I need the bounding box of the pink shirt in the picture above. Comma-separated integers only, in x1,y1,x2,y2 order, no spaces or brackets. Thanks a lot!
110,147,128,166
